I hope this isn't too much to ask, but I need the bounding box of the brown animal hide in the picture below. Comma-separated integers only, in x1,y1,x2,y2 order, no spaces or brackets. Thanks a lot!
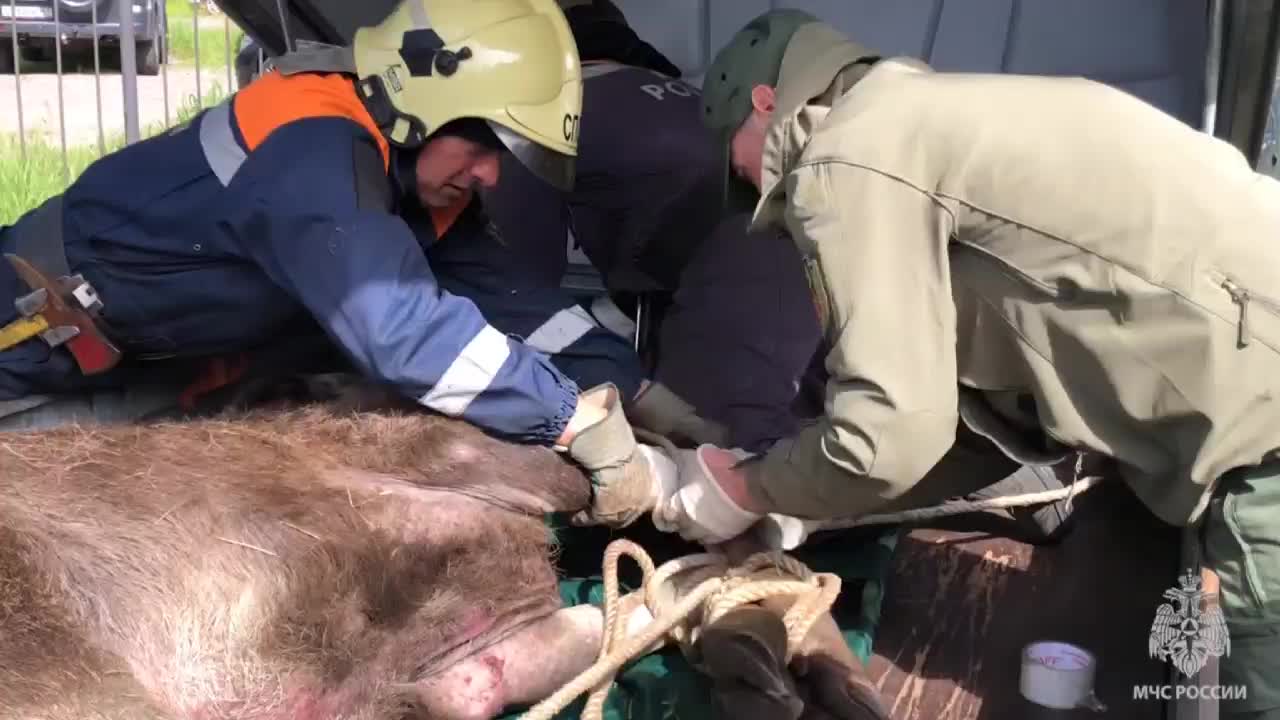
0,396,591,720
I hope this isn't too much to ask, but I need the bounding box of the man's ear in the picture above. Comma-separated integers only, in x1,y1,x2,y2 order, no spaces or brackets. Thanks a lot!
750,84,776,114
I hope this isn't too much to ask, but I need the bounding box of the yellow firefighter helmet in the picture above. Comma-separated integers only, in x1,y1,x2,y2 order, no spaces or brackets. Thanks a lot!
352,0,583,190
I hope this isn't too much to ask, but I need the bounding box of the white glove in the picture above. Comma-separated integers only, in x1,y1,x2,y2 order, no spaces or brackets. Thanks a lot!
637,443,681,515
654,445,762,545
756,514,827,551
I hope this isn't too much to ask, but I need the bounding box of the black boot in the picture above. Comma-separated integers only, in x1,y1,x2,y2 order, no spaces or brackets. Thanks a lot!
694,606,891,720
695,606,805,720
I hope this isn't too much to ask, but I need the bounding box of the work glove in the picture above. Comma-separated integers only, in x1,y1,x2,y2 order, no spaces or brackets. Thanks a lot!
567,383,675,528
627,381,731,448
654,444,763,545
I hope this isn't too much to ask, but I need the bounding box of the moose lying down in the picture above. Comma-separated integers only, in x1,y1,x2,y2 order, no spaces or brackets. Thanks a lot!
0,375,889,720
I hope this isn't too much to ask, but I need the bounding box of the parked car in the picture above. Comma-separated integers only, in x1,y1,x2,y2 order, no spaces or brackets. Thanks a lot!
0,0,167,75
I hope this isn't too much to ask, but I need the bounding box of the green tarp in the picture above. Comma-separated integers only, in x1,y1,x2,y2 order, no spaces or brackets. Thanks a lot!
499,518,901,720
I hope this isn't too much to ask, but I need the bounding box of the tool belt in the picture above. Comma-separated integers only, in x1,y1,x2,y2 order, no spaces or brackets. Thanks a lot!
0,194,123,376
0,196,263,411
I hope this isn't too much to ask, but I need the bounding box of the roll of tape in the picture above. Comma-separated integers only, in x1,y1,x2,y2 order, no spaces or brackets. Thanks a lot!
1020,641,1108,712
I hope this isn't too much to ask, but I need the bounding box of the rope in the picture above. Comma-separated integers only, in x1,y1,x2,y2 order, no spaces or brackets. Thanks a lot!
1064,452,1087,515
811,473,1107,531
632,432,1106,535
520,539,842,720
531,430,1103,718
790,448,1106,540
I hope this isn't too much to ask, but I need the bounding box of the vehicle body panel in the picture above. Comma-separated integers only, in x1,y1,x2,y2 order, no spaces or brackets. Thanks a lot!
0,0,163,45
205,1,1280,717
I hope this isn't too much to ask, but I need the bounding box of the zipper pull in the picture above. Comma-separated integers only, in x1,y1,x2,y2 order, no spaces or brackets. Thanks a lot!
1224,280,1252,348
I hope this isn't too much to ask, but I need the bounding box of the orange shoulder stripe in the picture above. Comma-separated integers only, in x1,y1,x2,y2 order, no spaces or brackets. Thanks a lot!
232,70,390,171
232,71,472,238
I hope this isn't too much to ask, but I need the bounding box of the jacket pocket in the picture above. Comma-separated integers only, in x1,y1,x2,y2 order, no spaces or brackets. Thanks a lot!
1215,273,1280,349
951,242,1068,300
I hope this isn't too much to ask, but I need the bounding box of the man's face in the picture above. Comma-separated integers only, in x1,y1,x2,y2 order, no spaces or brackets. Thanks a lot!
414,134,503,208
729,113,769,192
728,84,777,192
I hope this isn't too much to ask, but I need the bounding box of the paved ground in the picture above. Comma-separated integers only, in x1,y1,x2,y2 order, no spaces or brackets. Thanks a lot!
1,61,236,147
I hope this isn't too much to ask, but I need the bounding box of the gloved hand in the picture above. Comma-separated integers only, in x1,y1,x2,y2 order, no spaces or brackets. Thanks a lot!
566,383,671,528
627,381,731,448
654,444,763,545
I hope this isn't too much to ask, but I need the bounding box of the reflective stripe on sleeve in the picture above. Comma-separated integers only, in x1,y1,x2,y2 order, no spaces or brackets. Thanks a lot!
418,325,513,417
588,296,637,341
523,305,598,355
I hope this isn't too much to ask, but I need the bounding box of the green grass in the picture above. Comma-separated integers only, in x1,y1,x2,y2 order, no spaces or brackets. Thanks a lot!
162,0,245,67
164,17,243,68
0,82,230,225
0,137,104,225
164,0,200,21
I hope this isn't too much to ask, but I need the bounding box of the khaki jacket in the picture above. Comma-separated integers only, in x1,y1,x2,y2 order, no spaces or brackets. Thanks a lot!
742,24,1280,526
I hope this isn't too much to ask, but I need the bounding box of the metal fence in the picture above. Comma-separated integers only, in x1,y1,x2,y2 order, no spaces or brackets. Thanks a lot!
3,0,261,183
7,0,1280,189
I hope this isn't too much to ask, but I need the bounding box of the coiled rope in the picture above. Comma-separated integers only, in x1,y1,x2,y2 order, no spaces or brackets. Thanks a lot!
520,539,842,720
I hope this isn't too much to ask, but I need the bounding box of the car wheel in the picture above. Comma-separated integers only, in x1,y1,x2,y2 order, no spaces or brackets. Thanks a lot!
0,45,13,74
137,40,159,75
57,0,113,23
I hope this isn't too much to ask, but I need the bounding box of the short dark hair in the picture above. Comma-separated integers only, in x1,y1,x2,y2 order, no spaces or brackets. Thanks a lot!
431,117,504,151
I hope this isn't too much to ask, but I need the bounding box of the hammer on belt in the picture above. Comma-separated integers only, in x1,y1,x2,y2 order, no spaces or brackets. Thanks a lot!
0,253,122,375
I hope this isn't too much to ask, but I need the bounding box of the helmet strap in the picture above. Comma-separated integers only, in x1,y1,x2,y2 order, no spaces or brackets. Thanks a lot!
356,74,429,148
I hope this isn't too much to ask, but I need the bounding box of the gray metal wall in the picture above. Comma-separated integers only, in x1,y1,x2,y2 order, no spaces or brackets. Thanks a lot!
615,0,1211,127
3,0,1218,227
